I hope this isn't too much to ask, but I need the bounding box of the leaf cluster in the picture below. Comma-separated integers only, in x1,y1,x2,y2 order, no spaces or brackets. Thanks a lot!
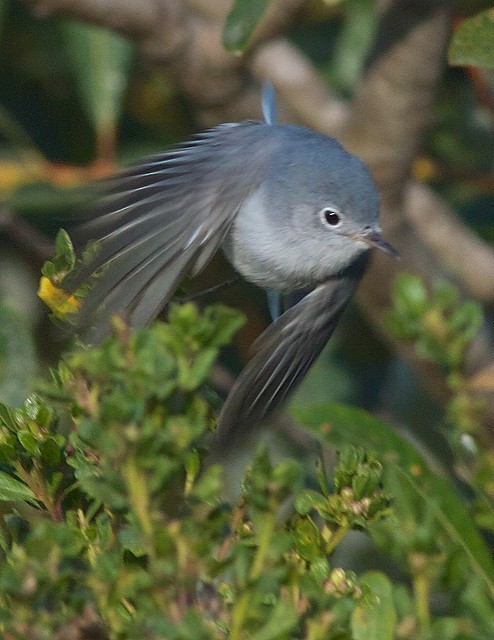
0,304,397,640
386,273,494,534
0,295,492,638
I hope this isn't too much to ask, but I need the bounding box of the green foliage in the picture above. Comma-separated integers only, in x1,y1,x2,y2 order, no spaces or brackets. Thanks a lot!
387,273,485,436
386,273,494,535
0,298,492,638
294,403,494,588
386,273,483,372
295,447,390,538
223,0,272,51
62,20,134,158
38,229,82,322
351,572,396,640
294,401,494,638
329,0,378,94
41,228,76,284
0,304,400,639
449,9,494,69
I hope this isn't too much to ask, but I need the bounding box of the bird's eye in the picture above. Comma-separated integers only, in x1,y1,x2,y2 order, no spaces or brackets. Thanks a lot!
320,208,341,228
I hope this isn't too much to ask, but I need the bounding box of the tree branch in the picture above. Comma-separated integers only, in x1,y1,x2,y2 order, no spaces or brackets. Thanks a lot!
251,39,348,134
341,1,452,320
343,0,452,210
24,0,160,38
405,183,494,303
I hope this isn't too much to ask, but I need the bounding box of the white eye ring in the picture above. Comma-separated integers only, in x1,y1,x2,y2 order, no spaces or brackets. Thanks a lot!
320,207,342,228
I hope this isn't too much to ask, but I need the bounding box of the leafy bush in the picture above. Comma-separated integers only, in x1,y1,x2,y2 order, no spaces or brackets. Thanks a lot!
0,304,389,639
0,275,493,639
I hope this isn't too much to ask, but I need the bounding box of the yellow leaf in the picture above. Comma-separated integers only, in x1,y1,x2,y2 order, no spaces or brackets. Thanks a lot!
38,276,80,317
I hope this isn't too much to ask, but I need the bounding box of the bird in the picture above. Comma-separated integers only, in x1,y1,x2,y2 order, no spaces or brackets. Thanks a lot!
64,83,398,444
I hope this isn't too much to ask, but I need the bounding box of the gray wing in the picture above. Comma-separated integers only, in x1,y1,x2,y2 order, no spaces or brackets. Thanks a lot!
216,254,369,444
64,121,271,341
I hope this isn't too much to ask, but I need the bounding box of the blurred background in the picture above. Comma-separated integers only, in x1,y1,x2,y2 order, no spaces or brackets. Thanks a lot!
1,0,494,460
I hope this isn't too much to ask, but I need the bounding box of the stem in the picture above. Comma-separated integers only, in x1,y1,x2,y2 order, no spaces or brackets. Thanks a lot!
0,208,54,261
176,276,241,303
250,512,276,580
411,561,432,635
123,457,154,539
231,592,250,640
95,121,117,165
325,524,349,555
230,512,276,639
13,461,64,522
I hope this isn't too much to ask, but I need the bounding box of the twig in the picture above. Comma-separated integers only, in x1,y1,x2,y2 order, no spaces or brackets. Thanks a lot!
0,207,54,261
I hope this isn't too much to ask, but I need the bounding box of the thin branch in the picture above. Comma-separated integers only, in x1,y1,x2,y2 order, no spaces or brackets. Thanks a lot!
22,0,160,37
0,207,54,261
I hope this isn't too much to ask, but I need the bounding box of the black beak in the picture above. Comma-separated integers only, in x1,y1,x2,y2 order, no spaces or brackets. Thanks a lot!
357,229,400,260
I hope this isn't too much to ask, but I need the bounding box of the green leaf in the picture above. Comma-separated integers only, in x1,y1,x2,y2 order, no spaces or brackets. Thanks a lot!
290,515,325,562
61,21,133,150
223,0,271,51
24,394,52,426
250,597,299,640
185,347,218,389
0,470,36,502
0,402,19,430
18,430,38,456
39,436,63,465
292,402,494,595
330,0,379,92
449,9,494,69
188,464,222,503
351,571,396,640
294,488,327,515
0,303,37,406
429,617,462,640
461,576,494,636
205,305,246,347
41,229,76,280
393,273,428,319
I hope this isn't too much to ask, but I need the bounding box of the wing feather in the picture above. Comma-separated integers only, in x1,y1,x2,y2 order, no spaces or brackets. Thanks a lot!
216,254,369,443
65,121,273,340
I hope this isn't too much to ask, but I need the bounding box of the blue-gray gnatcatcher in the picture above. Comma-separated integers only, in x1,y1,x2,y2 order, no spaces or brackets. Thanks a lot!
67,84,398,443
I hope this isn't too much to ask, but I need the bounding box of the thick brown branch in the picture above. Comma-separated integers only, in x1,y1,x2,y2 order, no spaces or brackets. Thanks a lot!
339,1,452,312
336,1,494,426
343,0,452,211
405,183,494,303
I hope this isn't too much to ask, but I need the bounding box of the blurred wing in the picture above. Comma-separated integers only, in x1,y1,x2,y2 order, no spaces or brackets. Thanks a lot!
216,254,369,444
64,121,270,341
